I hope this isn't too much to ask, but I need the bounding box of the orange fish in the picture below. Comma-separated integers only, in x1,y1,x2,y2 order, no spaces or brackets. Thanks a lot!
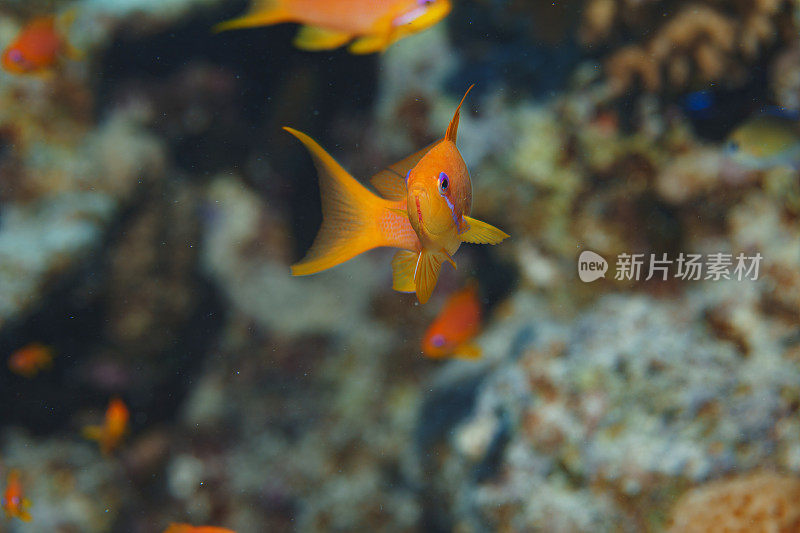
164,524,236,533
2,470,32,522
1,12,80,75
8,343,54,378
285,86,509,303
214,0,452,54
422,282,482,358
83,397,130,455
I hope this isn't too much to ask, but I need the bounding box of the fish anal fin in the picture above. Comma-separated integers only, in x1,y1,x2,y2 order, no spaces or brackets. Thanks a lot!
414,250,445,304
460,216,509,244
213,1,292,33
455,343,482,359
293,25,353,50
392,250,418,293
445,84,475,142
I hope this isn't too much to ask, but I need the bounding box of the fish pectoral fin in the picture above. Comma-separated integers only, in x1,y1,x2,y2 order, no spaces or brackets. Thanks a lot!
293,25,353,51
454,343,482,359
18,510,32,522
392,250,418,293
414,250,446,304
213,0,291,32
386,207,408,217
460,216,509,244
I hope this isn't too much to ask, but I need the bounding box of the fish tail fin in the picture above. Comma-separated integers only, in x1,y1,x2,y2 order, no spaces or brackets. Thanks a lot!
445,84,475,142
284,127,391,276
392,250,418,292
57,8,84,60
414,250,447,304
213,0,292,33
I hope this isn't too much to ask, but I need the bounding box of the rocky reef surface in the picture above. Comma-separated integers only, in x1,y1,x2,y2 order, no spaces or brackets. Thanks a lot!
0,0,799,531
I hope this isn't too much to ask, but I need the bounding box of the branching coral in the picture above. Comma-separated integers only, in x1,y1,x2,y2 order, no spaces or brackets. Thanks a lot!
666,471,800,532
581,0,792,93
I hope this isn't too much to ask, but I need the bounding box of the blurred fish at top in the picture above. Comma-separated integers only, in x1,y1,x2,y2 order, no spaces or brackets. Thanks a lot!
83,397,130,455
1,11,81,76
7,342,54,378
2,470,32,522
724,111,800,170
214,0,452,54
422,282,482,359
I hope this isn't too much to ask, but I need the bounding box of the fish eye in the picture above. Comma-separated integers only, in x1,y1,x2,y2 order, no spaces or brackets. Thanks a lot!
438,172,449,195
9,49,24,64
726,140,740,153
431,334,446,348
417,0,434,5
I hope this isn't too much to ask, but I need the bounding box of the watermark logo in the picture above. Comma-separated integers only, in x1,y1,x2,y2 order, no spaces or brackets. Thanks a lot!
578,250,608,282
578,252,763,282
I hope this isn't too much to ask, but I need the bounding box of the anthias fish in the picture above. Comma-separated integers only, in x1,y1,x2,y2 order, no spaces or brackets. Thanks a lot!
422,282,482,359
724,113,800,170
164,524,237,533
214,0,451,54
1,12,79,75
8,343,54,378
286,86,509,304
83,397,130,455
2,470,32,522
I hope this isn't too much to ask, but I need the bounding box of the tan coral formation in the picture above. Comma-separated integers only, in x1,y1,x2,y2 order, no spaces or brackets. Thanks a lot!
582,0,791,93
666,471,800,533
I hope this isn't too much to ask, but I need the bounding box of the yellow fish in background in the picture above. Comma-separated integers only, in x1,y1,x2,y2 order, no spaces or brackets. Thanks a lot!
214,0,452,54
724,112,800,170
285,86,509,304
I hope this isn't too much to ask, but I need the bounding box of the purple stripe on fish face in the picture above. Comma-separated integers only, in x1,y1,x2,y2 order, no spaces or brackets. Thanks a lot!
444,194,459,227
406,170,411,183
431,334,446,348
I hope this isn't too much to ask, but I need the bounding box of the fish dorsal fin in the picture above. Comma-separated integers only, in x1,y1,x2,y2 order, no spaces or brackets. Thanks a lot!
460,216,509,244
445,84,475,143
370,139,441,200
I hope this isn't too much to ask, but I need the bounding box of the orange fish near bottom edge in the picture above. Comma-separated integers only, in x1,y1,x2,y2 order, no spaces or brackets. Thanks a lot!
8,343,54,378
83,397,130,455
1,12,80,75
2,470,32,522
214,0,452,54
164,524,236,533
422,282,482,359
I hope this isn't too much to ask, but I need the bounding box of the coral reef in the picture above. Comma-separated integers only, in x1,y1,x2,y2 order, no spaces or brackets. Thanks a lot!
666,471,800,532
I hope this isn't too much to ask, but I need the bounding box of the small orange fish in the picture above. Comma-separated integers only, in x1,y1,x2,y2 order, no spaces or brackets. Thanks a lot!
8,343,54,378
164,524,236,533
214,0,451,54
83,397,130,455
1,12,79,75
286,86,509,303
2,470,32,522
422,282,482,358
